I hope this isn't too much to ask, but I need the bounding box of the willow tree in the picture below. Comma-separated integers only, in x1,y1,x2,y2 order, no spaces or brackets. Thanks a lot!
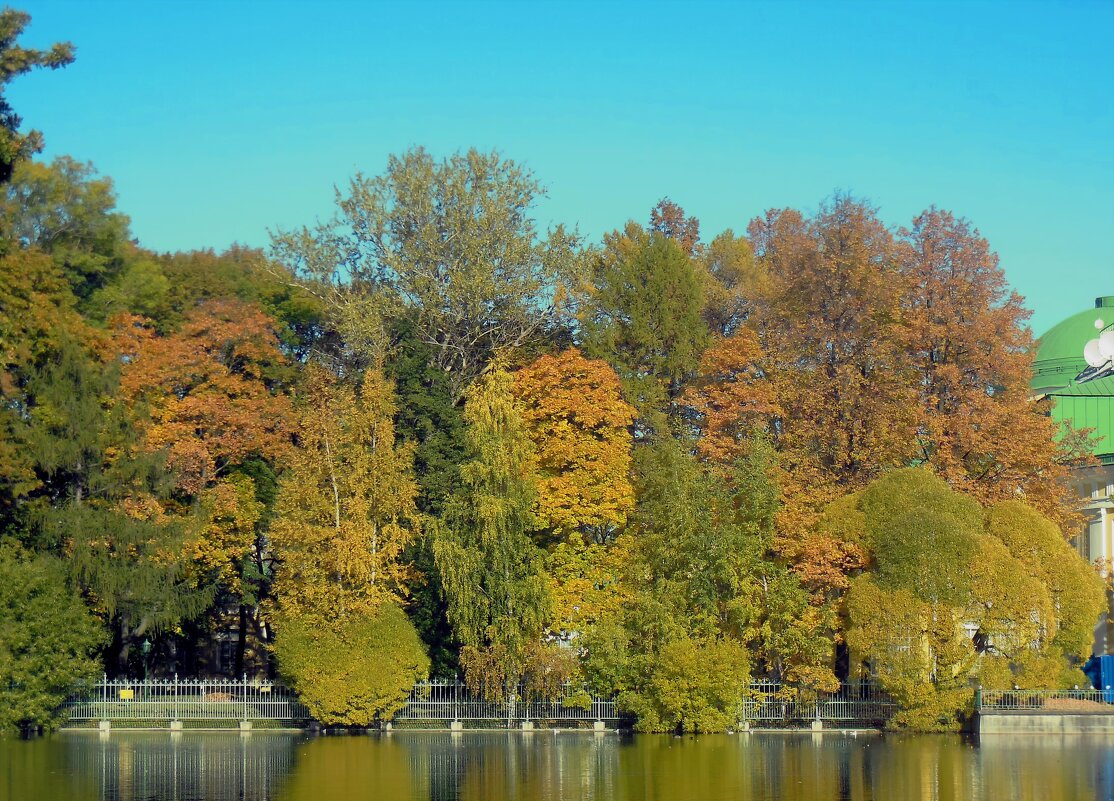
433,360,550,691
269,366,428,724
837,468,1105,730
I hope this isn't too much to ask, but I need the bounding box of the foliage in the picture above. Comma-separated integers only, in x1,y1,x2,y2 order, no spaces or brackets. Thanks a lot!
270,366,420,621
897,208,1081,525
750,197,920,570
679,330,776,465
2,157,132,304
0,8,74,182
838,468,1105,730
580,227,708,433
620,634,750,733
270,147,582,399
433,361,550,682
116,299,295,495
513,347,635,542
272,602,429,726
0,543,104,733
10,338,208,673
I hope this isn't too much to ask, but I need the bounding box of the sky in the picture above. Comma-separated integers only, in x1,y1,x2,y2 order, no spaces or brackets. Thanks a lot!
10,0,1114,335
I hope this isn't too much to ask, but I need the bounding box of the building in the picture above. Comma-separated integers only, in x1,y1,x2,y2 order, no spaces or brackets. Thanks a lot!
1031,295,1114,655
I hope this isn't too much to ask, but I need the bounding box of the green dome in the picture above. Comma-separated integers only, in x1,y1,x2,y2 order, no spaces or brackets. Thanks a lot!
1032,296,1114,461
1032,297,1114,393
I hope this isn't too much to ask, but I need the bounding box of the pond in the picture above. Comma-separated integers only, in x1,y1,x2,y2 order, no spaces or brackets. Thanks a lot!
2,729,1111,801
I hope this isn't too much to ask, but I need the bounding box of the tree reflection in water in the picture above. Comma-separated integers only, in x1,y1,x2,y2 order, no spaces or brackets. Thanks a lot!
1,729,1111,801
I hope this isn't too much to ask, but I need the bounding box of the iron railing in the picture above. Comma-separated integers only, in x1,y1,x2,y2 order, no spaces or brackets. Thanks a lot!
744,680,895,726
396,680,623,726
62,676,896,728
977,688,1114,712
63,676,310,724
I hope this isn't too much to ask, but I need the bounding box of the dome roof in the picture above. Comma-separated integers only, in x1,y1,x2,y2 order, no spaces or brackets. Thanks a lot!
1032,297,1114,393
1033,296,1114,461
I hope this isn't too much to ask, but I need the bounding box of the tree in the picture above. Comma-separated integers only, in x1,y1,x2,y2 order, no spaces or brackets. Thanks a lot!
897,208,1079,524
512,348,635,542
580,228,708,432
649,197,701,256
0,246,87,521
272,602,429,726
749,197,919,588
679,329,777,465
582,439,832,731
0,543,104,733
270,147,582,400
116,299,295,495
269,366,421,622
837,468,1105,729
2,157,132,302
11,337,207,675
433,360,550,685
116,299,297,673
696,230,764,337
0,8,74,183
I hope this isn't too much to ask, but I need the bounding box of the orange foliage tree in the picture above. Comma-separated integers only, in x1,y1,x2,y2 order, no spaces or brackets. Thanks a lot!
115,297,296,639
749,198,918,591
897,208,1080,525
680,329,777,465
513,348,636,542
512,348,637,640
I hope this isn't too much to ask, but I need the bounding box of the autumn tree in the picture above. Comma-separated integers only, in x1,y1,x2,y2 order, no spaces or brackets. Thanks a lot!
269,366,428,722
749,197,919,589
269,366,421,621
679,329,777,465
270,148,582,399
433,360,550,688
0,8,74,183
116,299,296,673
649,197,701,256
580,228,708,433
513,348,635,542
897,208,1078,523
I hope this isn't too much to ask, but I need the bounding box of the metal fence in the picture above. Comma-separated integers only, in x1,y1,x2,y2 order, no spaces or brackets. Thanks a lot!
395,680,623,727
977,688,1114,712
744,680,895,727
63,676,895,728
63,676,310,725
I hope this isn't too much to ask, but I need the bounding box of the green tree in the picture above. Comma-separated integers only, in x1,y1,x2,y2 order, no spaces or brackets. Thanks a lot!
836,468,1105,730
0,543,104,733
0,8,74,183
272,602,429,726
270,147,582,400
13,338,207,675
580,228,708,434
433,360,550,686
2,157,132,303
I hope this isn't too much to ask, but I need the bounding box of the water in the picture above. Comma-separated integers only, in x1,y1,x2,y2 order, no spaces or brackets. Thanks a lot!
2,730,1112,801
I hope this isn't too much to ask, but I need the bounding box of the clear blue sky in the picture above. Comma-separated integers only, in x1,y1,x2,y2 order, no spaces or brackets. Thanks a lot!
11,0,1114,334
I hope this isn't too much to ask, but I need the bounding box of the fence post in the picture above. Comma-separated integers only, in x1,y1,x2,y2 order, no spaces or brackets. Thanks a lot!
975,686,982,712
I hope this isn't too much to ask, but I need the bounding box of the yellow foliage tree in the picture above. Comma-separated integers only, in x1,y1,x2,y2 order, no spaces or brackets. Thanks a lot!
512,348,635,541
270,366,420,622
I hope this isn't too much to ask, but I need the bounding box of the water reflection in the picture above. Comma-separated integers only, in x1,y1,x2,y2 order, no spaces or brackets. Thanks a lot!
2,729,1112,801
